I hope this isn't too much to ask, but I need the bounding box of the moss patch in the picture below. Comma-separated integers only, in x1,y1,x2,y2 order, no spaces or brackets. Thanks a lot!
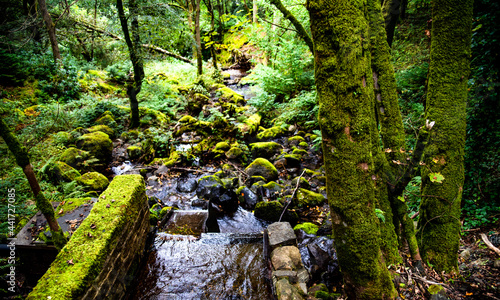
76,132,113,161
294,222,319,235
87,125,115,138
77,172,109,191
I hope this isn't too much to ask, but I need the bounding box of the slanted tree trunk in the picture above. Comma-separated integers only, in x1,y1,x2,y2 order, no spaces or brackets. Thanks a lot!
307,0,396,297
117,0,144,128
0,119,66,251
269,0,314,54
38,0,61,62
418,0,473,273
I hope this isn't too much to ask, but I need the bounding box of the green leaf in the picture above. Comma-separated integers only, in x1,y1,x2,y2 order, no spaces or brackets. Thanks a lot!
375,208,385,223
397,195,405,202
429,172,445,183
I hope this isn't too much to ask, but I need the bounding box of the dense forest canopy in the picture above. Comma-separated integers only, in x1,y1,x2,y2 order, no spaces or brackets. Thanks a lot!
0,0,499,298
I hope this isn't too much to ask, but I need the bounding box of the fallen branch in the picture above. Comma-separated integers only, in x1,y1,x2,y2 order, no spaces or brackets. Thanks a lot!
480,233,500,256
142,44,193,64
279,169,306,222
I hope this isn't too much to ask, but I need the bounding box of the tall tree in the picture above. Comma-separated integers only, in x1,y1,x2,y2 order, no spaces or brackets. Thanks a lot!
0,119,67,251
418,0,473,273
38,0,61,62
194,0,203,75
382,0,401,47
307,0,397,297
117,0,144,128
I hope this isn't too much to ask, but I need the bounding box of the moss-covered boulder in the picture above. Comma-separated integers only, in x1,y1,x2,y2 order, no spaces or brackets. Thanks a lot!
287,135,306,146
257,126,285,140
148,151,182,167
87,125,115,138
292,148,308,157
225,147,243,160
245,158,279,182
214,141,230,151
217,86,245,105
59,147,91,169
95,111,117,128
187,93,209,114
76,131,113,161
77,172,109,190
238,113,261,137
127,145,143,160
42,161,81,183
293,188,325,208
291,176,311,189
249,142,282,158
179,115,198,124
254,201,298,224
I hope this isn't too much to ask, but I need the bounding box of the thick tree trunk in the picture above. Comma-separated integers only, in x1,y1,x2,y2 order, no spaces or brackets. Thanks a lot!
117,0,144,128
307,0,396,298
0,119,66,251
418,0,473,273
269,0,314,54
38,0,61,62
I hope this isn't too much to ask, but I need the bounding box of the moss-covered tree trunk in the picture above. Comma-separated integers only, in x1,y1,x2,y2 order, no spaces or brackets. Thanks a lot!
194,0,203,75
307,0,396,298
418,0,473,273
117,0,144,128
0,119,66,250
382,0,401,47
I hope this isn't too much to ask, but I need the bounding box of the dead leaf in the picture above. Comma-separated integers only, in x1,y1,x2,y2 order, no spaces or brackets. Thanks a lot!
67,259,74,265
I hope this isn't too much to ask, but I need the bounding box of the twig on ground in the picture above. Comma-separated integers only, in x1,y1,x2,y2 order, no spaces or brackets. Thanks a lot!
279,169,306,222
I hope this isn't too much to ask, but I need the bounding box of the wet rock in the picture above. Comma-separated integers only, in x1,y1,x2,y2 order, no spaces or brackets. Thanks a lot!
245,158,279,182
76,131,113,161
77,172,109,190
191,199,208,209
127,145,143,160
196,175,238,213
271,246,303,271
291,177,310,189
177,177,198,193
255,201,299,224
237,186,259,210
275,278,304,300
287,136,306,147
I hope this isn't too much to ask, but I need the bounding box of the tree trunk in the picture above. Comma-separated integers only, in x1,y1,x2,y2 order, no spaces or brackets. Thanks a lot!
38,0,61,62
194,0,203,75
117,0,144,128
418,0,473,273
382,0,401,47
0,119,66,251
252,0,257,23
307,0,396,297
270,0,314,54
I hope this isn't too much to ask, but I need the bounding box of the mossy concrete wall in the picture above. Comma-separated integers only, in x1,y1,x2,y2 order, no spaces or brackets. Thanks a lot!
27,175,149,299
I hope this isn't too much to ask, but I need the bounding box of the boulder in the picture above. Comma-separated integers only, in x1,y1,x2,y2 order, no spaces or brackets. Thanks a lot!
196,175,238,213
245,158,279,182
268,222,297,248
177,177,198,193
237,186,259,210
87,125,114,138
257,126,285,141
127,145,143,160
271,246,303,271
255,201,298,224
294,189,325,208
42,161,81,183
59,147,90,169
249,141,282,158
275,278,304,300
76,131,113,161
77,172,109,190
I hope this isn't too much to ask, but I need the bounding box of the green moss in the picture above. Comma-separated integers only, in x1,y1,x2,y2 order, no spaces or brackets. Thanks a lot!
76,132,113,161
214,141,230,151
216,87,245,105
59,147,91,169
288,135,306,144
77,172,109,191
238,114,261,136
298,141,309,148
121,129,142,141
87,125,114,138
95,112,117,128
57,197,92,218
53,131,72,145
27,175,147,299
427,285,444,295
249,142,281,158
292,148,308,157
225,147,243,159
294,222,319,235
294,189,325,208
127,145,143,160
245,158,279,182
257,126,285,140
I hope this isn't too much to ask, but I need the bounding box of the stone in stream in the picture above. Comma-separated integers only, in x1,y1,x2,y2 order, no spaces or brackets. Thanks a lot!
267,222,297,249
245,158,279,182
176,177,198,193
237,186,259,210
196,175,238,214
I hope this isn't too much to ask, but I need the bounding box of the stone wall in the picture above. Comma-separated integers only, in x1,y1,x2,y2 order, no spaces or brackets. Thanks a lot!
27,175,149,299
266,222,310,300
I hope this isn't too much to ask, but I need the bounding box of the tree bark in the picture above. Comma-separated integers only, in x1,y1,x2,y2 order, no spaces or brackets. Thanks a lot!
307,0,396,297
38,0,61,62
270,0,314,54
117,0,144,128
194,0,203,75
0,119,66,251
418,0,473,273
252,0,257,23
382,0,401,47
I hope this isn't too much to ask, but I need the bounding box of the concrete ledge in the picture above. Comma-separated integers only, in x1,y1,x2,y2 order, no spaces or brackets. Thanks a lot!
27,175,149,299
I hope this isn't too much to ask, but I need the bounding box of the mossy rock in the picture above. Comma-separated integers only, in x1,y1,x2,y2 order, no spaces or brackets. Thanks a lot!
120,129,142,141
292,148,308,157
77,172,109,191
249,142,281,158
294,222,319,235
257,126,285,140
237,113,261,137
95,111,117,128
214,141,230,151
42,161,82,183
291,176,311,189
298,141,309,149
245,158,279,182
254,201,298,224
87,125,114,138
216,87,245,105
294,188,326,208
225,147,243,160
59,147,91,169
139,107,170,127
127,145,143,160
148,151,182,167
76,131,113,161
288,135,306,146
